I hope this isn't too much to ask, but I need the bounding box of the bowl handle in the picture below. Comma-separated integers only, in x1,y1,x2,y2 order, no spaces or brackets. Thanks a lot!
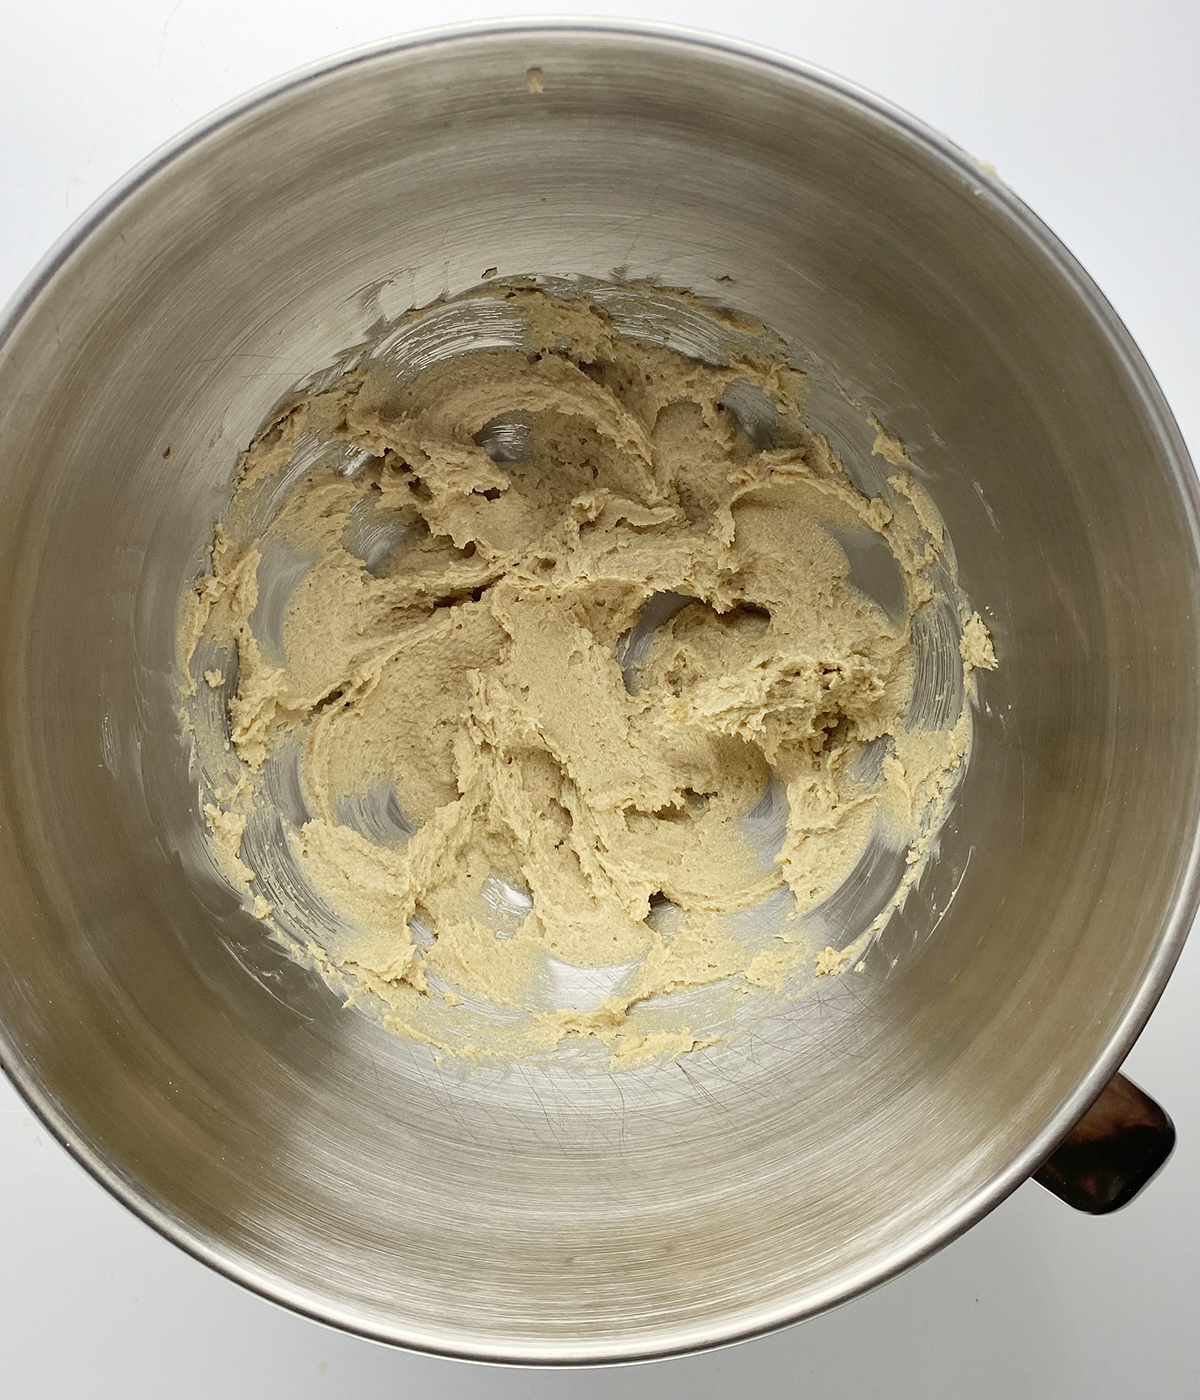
1032,1072,1175,1213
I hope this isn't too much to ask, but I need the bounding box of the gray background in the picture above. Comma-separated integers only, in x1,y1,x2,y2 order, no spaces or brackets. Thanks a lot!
1,2,1197,1396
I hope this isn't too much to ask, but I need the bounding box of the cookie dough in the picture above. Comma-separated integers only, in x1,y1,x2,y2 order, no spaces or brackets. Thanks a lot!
181,283,993,1065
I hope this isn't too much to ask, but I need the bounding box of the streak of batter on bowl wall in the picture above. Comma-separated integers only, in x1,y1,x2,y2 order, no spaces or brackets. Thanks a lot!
179,280,996,1067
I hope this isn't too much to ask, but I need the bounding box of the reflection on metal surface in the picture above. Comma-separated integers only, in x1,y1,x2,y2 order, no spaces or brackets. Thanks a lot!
334,782,416,847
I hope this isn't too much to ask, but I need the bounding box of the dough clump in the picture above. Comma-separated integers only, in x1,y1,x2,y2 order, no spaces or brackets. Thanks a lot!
181,285,989,1063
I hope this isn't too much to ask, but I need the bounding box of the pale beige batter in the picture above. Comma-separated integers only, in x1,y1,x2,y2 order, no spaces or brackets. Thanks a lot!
181,283,994,1066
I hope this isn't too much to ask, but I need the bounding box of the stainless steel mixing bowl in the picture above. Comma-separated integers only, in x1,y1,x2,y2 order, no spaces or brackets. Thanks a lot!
0,20,1197,1366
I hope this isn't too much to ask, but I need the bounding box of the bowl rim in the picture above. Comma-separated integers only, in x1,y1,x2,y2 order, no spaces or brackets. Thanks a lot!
1,15,1198,1369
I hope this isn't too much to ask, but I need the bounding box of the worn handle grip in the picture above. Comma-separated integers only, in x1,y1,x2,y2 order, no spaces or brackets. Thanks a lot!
1033,1072,1175,1214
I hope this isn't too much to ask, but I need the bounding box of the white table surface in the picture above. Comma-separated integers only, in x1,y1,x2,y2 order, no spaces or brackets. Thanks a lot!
2,3,1198,1396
